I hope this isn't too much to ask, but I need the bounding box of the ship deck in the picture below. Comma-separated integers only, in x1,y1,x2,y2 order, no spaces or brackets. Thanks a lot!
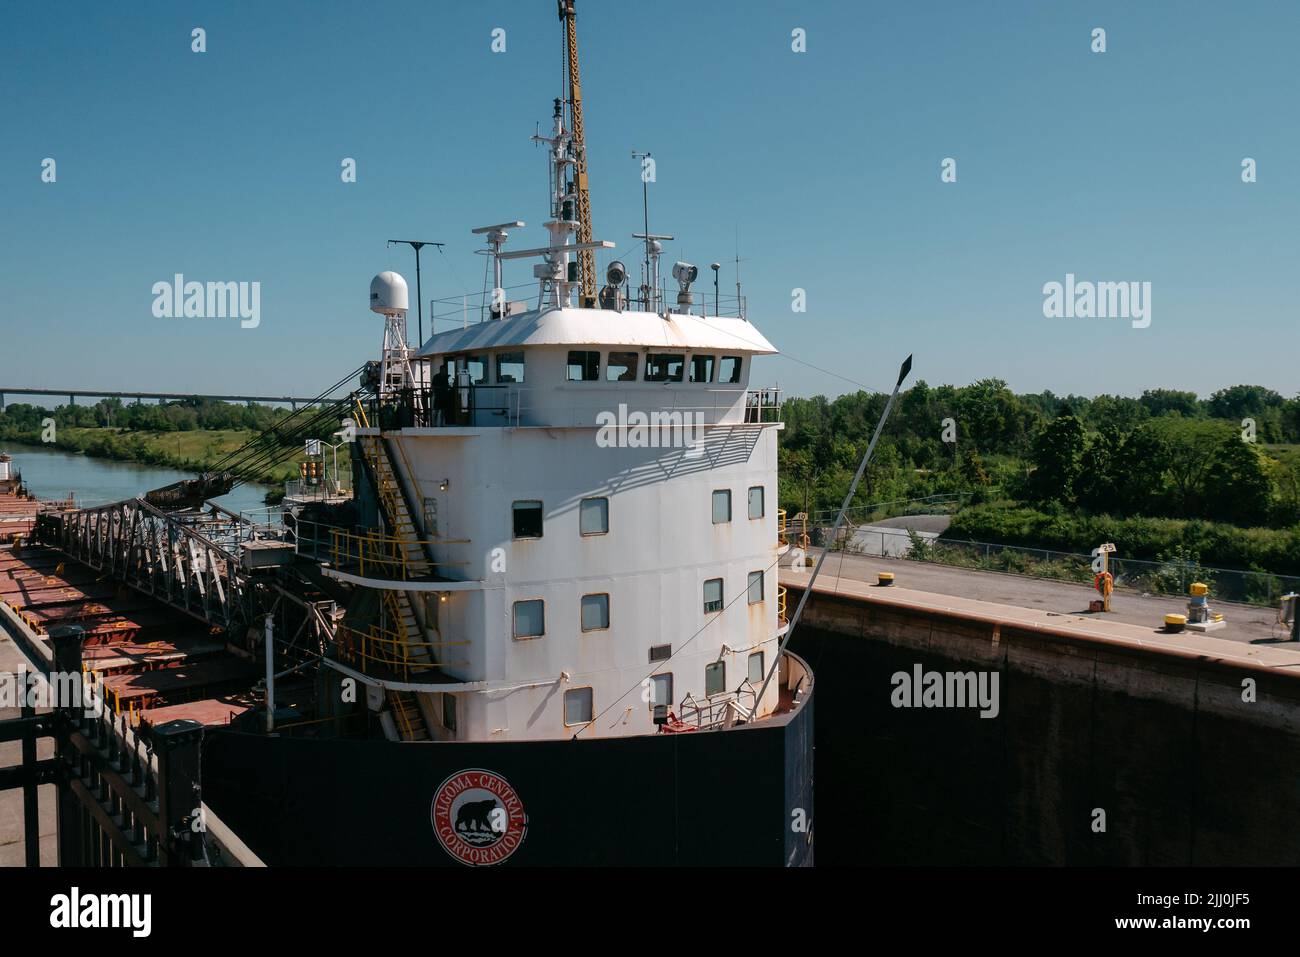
0,544,259,730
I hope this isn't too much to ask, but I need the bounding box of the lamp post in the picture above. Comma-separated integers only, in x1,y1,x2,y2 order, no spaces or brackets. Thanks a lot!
387,239,444,347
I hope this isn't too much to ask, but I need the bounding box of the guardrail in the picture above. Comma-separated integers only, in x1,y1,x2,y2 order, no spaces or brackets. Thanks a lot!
679,679,759,730
362,384,782,431
291,521,470,581
336,623,470,680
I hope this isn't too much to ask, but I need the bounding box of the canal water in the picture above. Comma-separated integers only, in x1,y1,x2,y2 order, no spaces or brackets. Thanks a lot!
3,443,272,516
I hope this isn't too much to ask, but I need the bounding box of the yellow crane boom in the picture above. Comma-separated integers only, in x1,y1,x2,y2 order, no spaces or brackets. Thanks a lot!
559,0,596,307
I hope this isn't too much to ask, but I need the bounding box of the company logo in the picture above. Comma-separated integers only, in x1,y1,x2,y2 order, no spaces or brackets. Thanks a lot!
430,769,527,866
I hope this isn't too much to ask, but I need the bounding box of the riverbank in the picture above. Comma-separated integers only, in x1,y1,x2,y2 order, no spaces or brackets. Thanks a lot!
0,427,345,493
2,443,273,515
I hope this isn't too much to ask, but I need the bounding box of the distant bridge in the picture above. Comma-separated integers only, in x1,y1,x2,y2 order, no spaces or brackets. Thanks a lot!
0,387,331,410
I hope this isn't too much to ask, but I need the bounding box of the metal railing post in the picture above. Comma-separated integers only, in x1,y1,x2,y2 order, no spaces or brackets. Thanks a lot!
152,719,204,867
49,624,85,867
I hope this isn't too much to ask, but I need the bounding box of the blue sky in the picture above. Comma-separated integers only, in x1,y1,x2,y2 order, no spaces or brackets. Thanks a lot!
2,0,1296,400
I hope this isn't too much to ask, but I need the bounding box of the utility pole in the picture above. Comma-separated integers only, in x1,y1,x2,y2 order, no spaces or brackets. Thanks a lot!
388,240,444,347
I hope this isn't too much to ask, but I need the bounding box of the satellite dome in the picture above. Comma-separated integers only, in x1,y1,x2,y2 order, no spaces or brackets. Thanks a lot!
369,271,409,317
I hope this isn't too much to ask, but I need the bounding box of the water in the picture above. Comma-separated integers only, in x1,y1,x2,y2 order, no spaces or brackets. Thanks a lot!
3,442,273,516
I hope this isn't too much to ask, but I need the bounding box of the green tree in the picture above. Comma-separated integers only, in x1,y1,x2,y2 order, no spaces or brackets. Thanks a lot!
1202,437,1273,526
1027,413,1085,505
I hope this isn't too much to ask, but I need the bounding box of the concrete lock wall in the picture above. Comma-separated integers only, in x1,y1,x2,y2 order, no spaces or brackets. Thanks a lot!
784,584,1300,866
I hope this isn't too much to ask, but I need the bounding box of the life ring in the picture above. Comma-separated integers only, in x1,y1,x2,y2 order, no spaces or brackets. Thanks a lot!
1094,572,1114,596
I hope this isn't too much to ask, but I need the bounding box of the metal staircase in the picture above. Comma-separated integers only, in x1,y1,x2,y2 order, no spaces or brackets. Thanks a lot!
353,401,435,742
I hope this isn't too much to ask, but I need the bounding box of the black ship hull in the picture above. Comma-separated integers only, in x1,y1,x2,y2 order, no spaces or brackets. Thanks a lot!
202,680,813,867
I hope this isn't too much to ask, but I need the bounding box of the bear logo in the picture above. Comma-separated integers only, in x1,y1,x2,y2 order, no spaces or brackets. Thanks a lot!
431,769,527,866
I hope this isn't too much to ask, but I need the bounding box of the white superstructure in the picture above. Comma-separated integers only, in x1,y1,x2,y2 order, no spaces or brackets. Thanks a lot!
324,32,805,746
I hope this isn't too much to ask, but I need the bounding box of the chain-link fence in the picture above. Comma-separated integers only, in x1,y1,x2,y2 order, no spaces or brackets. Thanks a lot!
832,526,1300,608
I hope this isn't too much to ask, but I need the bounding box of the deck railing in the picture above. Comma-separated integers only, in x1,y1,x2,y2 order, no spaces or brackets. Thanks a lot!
361,384,782,431
336,623,470,680
679,679,759,730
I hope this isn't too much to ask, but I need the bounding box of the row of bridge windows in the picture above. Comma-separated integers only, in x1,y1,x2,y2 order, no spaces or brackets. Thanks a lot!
435,351,745,386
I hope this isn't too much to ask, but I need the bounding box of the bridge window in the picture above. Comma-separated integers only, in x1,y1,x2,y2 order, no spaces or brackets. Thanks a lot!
465,354,489,384
690,354,715,383
566,350,600,381
748,652,765,685
748,570,764,604
748,486,765,520
703,578,723,614
718,355,743,384
648,673,673,709
712,489,731,524
645,353,685,382
579,497,608,535
581,593,609,632
705,661,726,697
564,687,593,726
512,500,543,539
513,599,545,639
496,351,525,384
607,351,638,382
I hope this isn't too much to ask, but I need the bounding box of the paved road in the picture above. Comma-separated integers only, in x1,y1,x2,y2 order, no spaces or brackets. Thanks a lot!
867,515,953,534
798,548,1295,647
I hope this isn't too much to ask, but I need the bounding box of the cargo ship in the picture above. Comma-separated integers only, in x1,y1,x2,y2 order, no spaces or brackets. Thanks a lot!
5,1,812,867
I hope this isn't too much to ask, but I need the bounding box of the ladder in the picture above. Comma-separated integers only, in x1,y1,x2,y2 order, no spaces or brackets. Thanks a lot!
353,402,435,742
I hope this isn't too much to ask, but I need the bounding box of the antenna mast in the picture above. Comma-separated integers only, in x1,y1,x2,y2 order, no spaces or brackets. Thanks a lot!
559,0,597,307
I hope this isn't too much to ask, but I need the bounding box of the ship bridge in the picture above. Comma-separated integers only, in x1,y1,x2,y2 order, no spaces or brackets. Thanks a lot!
365,306,784,432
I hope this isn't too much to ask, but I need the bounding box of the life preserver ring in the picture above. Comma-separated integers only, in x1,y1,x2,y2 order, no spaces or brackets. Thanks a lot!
1094,572,1114,596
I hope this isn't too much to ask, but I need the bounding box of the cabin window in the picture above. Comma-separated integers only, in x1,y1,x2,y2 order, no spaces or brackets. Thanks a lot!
748,652,765,685
513,599,545,639
441,693,457,732
718,355,743,384
607,351,638,382
645,352,685,382
579,497,608,535
712,489,731,524
581,593,609,632
748,570,764,604
512,500,543,539
703,578,723,614
689,354,716,383
566,350,600,381
649,673,673,710
465,354,489,384
564,687,593,725
496,351,525,384
705,661,726,697
748,486,765,520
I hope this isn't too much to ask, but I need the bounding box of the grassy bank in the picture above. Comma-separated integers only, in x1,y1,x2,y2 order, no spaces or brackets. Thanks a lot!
0,426,342,489
948,501,1300,576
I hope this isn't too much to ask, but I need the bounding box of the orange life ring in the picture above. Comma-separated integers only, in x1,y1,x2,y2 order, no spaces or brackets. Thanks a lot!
1094,572,1114,596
